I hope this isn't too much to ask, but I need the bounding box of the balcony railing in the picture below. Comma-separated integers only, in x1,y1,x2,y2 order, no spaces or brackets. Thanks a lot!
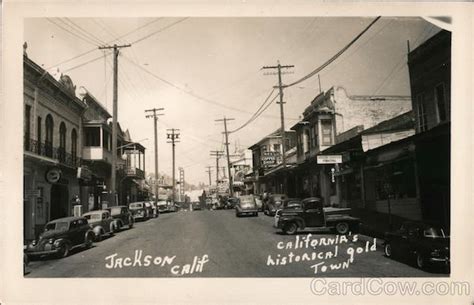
24,137,81,168
125,167,145,179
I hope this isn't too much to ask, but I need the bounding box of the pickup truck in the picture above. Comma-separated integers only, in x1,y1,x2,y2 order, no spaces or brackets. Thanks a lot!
274,197,360,235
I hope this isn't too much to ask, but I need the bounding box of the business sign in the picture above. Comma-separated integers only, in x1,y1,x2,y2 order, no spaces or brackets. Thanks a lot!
261,151,281,168
317,155,343,164
45,167,62,184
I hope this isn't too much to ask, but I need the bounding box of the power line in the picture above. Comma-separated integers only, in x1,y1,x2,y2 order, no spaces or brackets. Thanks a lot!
229,89,279,134
63,18,106,45
130,17,189,44
46,18,99,46
45,18,163,71
283,16,381,88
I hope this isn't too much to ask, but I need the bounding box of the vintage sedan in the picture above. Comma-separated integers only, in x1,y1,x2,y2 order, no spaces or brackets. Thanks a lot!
129,202,150,221
106,205,134,230
83,210,118,241
235,195,259,217
25,216,95,259
263,194,287,216
383,221,450,271
157,200,168,213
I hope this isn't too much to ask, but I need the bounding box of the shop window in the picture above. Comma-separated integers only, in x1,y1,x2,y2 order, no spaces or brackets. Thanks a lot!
367,160,417,201
84,127,100,147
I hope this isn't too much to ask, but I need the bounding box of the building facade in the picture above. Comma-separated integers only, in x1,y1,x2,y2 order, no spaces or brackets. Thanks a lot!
23,56,86,240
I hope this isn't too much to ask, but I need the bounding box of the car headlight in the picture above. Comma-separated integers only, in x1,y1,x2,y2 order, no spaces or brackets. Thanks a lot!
30,240,37,246
48,238,55,244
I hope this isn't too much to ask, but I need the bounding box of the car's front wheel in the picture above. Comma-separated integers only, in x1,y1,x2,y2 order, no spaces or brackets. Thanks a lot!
283,222,298,235
384,243,393,258
84,233,94,248
58,243,71,258
416,252,425,269
335,222,350,235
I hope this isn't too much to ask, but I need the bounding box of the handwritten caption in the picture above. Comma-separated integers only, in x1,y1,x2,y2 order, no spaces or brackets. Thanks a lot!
266,233,377,274
105,250,209,276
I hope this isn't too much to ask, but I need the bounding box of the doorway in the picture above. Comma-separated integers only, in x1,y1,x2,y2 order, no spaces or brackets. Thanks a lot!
50,184,69,220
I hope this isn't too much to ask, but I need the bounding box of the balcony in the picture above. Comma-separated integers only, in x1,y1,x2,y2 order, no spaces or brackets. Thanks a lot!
24,137,81,168
124,167,145,179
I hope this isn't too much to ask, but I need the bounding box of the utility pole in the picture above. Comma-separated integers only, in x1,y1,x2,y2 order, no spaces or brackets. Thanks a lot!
210,150,224,191
145,107,164,204
205,166,212,186
167,128,180,203
98,43,131,206
215,117,235,197
179,167,185,202
262,61,294,169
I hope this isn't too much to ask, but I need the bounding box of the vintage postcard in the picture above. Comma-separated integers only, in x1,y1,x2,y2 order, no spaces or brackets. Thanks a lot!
1,1,472,304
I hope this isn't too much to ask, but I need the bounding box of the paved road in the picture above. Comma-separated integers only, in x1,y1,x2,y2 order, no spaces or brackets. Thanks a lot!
26,209,447,277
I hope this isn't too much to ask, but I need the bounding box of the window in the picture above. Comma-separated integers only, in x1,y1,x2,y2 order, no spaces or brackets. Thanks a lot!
435,83,447,122
45,114,54,157
59,122,66,161
321,119,333,146
273,143,281,153
304,129,310,153
24,105,31,149
103,129,110,150
311,124,318,148
416,94,428,132
71,129,77,162
37,117,42,144
84,127,100,147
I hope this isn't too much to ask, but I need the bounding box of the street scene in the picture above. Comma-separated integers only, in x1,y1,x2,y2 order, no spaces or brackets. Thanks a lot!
22,17,451,278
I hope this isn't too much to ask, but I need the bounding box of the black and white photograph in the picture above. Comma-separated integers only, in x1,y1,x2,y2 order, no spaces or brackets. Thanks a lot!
1,1,473,304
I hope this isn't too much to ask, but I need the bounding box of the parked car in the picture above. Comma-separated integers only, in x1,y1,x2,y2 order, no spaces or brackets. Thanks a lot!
25,216,95,259
274,197,360,235
106,205,134,230
83,210,118,241
225,197,239,209
157,200,168,213
383,221,450,271
264,194,287,216
282,198,302,209
235,195,259,217
193,202,202,211
129,202,150,221
167,202,177,212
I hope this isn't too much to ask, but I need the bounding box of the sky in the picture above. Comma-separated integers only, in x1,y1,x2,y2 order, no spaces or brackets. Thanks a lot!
24,17,441,185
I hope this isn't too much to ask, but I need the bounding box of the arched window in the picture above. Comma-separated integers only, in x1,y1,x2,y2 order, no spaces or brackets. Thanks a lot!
45,114,54,157
71,128,77,165
59,122,66,162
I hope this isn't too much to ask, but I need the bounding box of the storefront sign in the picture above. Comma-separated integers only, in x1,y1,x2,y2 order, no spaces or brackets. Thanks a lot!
45,167,62,184
77,166,92,181
261,151,281,168
317,155,342,164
